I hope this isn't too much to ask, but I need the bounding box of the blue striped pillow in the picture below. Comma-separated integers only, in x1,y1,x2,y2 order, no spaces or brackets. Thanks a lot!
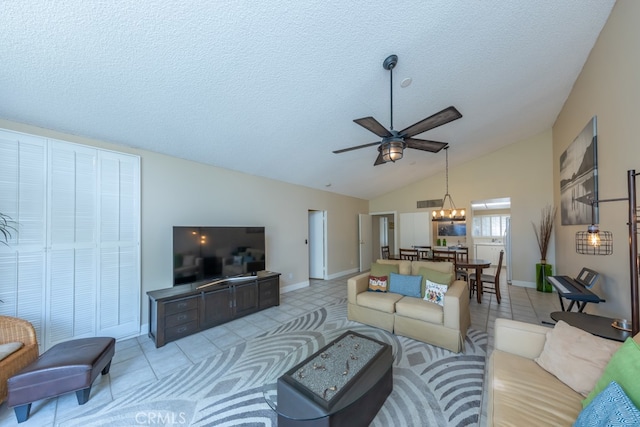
574,381,640,426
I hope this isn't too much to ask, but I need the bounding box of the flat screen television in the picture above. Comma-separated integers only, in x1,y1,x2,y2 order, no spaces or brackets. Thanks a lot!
173,226,266,285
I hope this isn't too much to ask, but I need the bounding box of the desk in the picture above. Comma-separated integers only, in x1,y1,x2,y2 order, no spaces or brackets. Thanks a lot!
457,259,491,303
550,311,632,342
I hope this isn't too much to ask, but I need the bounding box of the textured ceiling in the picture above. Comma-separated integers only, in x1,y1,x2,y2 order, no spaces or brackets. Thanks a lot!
0,1,615,200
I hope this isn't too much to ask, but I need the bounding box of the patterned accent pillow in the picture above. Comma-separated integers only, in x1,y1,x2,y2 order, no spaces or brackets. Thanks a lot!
583,337,640,408
388,272,422,298
417,267,453,298
368,275,388,292
575,381,640,426
423,280,448,306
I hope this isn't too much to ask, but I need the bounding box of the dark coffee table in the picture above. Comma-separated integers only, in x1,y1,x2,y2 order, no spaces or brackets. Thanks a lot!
263,330,394,426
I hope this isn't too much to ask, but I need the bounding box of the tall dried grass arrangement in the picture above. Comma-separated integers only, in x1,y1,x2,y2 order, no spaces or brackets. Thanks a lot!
0,212,17,246
532,205,556,263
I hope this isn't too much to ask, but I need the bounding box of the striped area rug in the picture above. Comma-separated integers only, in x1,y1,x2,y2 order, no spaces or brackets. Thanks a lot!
61,300,487,427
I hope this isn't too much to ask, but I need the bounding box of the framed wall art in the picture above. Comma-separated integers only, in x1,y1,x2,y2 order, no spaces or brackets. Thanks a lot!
560,116,598,225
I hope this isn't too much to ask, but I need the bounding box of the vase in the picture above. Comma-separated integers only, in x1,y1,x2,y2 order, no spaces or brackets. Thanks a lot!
536,262,553,292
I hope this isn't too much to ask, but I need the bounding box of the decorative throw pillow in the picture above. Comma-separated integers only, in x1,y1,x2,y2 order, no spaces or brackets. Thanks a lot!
368,275,388,292
575,381,640,426
370,262,399,279
388,272,422,298
423,280,448,306
0,341,23,362
417,267,453,298
182,254,196,266
583,337,640,408
534,320,621,396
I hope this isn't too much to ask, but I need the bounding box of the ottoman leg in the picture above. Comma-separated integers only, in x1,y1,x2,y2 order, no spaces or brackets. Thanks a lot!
76,386,92,405
14,403,32,423
101,359,112,375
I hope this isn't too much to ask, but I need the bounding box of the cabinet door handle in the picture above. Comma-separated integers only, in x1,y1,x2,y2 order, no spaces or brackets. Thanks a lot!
177,314,187,321
177,302,187,309
177,326,187,333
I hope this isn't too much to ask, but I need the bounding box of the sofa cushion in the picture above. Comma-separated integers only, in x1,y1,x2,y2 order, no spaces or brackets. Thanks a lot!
575,381,640,427
368,275,388,292
423,280,448,306
411,260,453,275
389,273,422,298
489,350,582,426
584,336,640,408
376,259,411,275
417,267,454,297
534,320,621,396
356,291,403,313
0,342,23,362
395,296,443,324
370,262,400,278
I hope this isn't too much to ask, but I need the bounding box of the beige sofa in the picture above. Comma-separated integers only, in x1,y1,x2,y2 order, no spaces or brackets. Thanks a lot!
487,318,640,426
347,259,470,353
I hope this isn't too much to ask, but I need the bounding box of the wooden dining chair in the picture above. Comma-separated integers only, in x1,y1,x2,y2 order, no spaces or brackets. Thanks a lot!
398,248,419,261
432,249,456,265
455,247,469,280
470,250,504,304
416,247,432,260
381,245,390,260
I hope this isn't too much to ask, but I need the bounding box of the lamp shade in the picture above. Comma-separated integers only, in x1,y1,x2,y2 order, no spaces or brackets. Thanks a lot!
381,139,404,162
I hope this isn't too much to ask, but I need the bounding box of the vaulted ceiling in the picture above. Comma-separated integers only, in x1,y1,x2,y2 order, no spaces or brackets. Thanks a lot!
0,1,615,199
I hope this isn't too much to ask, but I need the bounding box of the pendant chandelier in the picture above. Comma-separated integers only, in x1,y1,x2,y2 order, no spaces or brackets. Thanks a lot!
432,147,466,222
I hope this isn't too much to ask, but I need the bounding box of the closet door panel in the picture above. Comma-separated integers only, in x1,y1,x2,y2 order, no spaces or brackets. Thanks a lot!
98,152,140,337
0,131,47,345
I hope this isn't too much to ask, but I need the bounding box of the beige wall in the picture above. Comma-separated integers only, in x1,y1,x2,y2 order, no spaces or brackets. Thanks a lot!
553,0,640,320
370,130,555,286
0,119,368,326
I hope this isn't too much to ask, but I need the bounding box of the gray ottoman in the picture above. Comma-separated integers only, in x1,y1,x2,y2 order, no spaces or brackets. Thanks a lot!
7,337,115,423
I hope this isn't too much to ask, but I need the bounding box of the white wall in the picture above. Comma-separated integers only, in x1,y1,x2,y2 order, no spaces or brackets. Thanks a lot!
0,119,369,326
370,130,555,287
552,0,640,320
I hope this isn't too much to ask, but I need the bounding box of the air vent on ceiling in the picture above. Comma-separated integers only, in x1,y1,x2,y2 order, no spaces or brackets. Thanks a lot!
417,199,443,209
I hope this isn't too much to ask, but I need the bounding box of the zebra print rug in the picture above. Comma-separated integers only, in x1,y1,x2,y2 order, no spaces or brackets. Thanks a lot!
60,299,487,427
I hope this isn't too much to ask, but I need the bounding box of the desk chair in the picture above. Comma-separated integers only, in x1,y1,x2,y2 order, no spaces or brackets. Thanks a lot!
470,250,504,304
399,248,419,261
381,245,390,260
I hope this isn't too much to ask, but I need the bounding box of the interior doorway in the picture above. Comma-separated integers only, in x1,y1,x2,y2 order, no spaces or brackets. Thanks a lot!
470,197,511,283
308,210,326,279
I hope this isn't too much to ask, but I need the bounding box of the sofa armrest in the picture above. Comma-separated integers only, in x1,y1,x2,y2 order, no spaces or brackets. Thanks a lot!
347,272,370,304
443,280,468,330
494,318,550,359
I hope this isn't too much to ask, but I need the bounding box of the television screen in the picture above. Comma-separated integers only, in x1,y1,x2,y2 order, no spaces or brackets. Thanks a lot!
173,226,266,285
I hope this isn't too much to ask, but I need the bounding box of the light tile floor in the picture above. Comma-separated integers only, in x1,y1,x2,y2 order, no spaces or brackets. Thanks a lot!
0,272,560,426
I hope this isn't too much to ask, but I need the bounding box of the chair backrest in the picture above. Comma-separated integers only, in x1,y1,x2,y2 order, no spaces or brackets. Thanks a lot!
455,247,469,263
433,249,455,261
493,250,505,285
399,248,419,261
381,245,390,259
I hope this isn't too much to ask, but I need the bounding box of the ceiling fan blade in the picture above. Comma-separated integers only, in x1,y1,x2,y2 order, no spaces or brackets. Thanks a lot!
333,141,380,154
405,138,448,153
400,106,462,138
373,152,386,166
353,117,393,138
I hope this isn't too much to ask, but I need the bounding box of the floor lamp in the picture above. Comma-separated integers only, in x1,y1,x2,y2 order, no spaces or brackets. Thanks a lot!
576,170,639,335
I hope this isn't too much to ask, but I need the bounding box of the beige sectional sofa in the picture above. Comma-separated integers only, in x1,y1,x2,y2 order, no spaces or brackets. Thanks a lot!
347,259,470,353
488,318,640,426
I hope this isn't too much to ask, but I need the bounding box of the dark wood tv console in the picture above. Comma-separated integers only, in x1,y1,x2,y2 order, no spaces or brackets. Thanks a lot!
147,271,280,347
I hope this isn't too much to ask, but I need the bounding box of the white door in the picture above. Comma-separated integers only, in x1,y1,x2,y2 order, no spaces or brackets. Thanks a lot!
359,213,372,272
308,211,325,279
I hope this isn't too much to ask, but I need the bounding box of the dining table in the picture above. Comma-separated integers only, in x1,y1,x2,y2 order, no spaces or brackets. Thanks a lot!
456,258,491,303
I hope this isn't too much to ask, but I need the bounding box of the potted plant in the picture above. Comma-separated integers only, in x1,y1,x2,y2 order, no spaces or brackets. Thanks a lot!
532,205,556,292
0,212,17,246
